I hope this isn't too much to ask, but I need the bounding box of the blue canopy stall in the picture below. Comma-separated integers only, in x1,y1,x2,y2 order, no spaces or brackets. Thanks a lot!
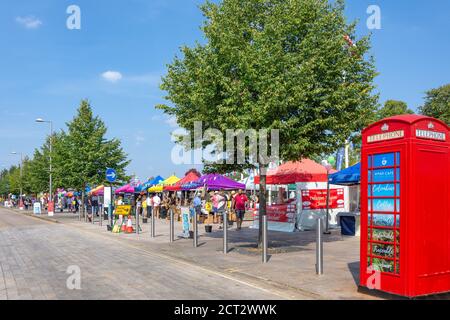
329,162,361,236
329,162,361,186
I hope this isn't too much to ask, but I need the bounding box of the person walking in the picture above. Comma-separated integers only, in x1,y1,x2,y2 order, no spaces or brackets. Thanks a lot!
136,195,142,217
234,189,248,230
146,194,153,218
216,190,227,226
193,193,202,222
92,194,99,217
142,195,147,219
152,193,161,219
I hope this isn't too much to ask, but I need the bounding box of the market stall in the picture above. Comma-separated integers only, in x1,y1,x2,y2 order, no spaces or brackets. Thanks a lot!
329,163,361,236
189,173,246,191
148,175,180,193
164,172,200,192
254,159,350,231
90,185,105,196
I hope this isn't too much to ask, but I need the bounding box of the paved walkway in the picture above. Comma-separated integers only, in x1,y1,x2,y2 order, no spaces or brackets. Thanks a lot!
0,208,290,300
6,207,450,300
7,207,371,300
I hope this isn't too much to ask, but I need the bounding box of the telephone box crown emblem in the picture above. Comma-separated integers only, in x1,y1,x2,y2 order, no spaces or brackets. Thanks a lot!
381,123,389,132
428,122,435,129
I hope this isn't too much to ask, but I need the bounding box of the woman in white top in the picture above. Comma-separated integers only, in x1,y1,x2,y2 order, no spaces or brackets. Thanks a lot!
152,194,161,219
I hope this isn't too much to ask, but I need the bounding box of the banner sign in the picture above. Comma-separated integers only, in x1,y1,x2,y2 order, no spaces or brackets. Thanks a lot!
115,205,132,216
301,189,345,210
252,203,296,232
33,202,42,215
104,187,112,206
181,207,190,236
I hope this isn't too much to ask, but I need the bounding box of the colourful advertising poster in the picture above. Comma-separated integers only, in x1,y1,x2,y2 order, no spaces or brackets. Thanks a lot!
181,207,190,233
373,153,396,167
301,189,345,210
372,198,397,212
369,183,400,197
369,168,400,182
371,214,400,227
367,151,401,275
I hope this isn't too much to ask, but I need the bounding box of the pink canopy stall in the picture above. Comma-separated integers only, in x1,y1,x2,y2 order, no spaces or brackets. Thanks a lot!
114,184,135,194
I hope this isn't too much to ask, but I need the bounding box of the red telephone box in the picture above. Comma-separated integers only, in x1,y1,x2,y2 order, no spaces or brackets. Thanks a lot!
360,114,450,297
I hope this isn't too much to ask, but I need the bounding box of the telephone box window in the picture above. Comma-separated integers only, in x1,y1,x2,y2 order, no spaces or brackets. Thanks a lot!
367,152,400,275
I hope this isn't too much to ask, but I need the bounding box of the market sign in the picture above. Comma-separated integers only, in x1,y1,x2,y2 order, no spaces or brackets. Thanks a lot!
367,130,404,143
301,189,345,210
252,203,297,232
115,205,132,216
415,129,446,141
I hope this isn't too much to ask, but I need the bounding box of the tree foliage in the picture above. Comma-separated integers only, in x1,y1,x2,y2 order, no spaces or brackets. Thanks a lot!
157,0,378,167
0,100,130,196
419,84,450,125
58,100,130,190
376,100,414,120
157,0,378,243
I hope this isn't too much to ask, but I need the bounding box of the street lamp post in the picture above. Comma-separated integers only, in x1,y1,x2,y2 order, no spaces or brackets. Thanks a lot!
11,152,23,210
36,118,53,216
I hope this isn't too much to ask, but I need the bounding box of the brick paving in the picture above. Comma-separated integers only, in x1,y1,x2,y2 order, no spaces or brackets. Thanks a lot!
3,207,450,300
0,208,287,300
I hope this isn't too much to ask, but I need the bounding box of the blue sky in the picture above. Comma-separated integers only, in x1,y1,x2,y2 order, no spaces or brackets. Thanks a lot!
0,0,449,181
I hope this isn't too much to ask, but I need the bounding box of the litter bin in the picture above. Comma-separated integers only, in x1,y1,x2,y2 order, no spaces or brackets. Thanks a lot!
340,216,355,236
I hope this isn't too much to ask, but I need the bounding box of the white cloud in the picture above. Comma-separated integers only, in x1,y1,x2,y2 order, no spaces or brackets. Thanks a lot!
165,116,178,128
15,16,42,29
134,131,146,146
101,71,123,83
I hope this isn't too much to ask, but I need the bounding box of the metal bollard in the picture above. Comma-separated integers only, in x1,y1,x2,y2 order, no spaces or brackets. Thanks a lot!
136,208,139,235
223,211,228,254
170,209,174,243
316,217,324,275
262,215,268,263
151,209,155,238
193,208,198,248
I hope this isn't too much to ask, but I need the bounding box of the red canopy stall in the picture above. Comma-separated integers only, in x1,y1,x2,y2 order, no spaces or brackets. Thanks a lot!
254,159,329,185
164,172,201,191
253,159,347,232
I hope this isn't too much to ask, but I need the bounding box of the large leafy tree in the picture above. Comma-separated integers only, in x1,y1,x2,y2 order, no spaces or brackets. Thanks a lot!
376,100,414,120
27,133,66,194
60,100,130,192
0,169,9,196
157,0,378,242
419,84,450,125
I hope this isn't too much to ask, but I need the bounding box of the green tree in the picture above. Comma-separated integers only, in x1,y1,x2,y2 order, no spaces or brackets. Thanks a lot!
419,84,450,125
376,100,414,120
0,168,11,196
61,100,130,193
157,0,378,241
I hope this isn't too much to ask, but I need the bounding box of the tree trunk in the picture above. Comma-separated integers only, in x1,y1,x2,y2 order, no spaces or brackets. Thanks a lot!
81,185,85,220
258,164,267,248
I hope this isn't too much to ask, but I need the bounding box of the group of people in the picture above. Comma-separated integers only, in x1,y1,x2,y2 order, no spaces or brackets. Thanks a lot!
2,187,256,231
192,189,252,230
113,188,254,230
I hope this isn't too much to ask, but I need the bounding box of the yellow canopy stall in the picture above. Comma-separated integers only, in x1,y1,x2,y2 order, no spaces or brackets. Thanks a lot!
89,185,104,196
148,175,180,193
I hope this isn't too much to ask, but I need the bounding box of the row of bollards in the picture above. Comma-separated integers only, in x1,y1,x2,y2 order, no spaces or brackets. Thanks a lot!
85,205,324,273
